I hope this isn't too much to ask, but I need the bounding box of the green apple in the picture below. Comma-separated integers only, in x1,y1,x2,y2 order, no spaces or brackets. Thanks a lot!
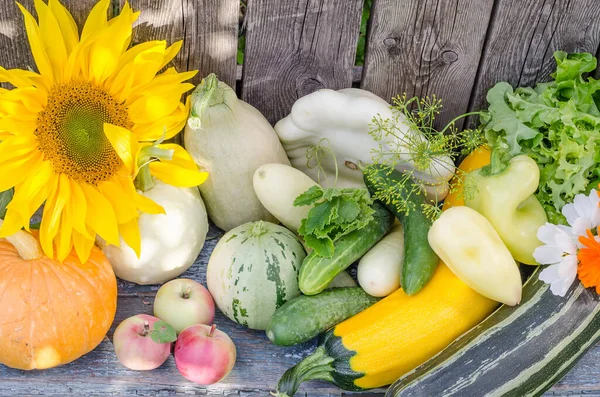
154,278,215,333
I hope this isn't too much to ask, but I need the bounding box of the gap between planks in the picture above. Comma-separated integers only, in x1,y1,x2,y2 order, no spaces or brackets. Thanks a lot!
236,65,364,83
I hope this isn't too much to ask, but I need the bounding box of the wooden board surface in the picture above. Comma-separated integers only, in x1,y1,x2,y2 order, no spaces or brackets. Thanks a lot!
468,0,600,114
241,0,364,124
361,0,495,130
0,0,102,73
124,0,239,87
0,224,598,396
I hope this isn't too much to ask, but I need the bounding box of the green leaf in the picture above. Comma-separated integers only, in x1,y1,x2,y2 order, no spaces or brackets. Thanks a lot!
335,198,361,223
303,233,334,258
294,186,324,207
0,189,13,220
482,82,539,155
481,51,600,218
304,199,337,234
297,187,375,256
150,321,177,344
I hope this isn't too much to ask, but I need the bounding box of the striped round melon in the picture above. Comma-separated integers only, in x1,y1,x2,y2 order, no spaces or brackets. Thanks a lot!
207,221,306,330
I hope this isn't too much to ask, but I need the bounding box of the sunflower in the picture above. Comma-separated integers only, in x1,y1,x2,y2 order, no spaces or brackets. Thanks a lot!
0,0,207,263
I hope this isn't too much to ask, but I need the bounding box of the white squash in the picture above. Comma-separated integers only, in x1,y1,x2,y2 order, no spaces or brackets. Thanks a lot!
253,163,319,234
357,225,404,297
100,181,209,285
274,88,454,200
207,221,306,330
184,74,290,231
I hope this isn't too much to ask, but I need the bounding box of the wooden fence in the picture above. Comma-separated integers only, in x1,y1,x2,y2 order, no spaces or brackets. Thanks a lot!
1,0,599,131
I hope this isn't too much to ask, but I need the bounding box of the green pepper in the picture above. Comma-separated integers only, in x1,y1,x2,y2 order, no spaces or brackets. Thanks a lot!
464,153,547,265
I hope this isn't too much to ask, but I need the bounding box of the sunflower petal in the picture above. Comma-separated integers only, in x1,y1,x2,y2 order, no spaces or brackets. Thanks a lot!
103,123,137,175
40,174,70,259
119,217,141,258
0,150,41,192
128,83,195,124
34,0,68,83
68,180,90,239
160,40,183,69
73,228,95,264
56,203,73,262
132,101,189,141
128,69,197,103
88,1,137,84
48,0,79,55
98,179,138,224
0,135,39,158
0,86,48,115
109,44,168,102
81,182,120,246
0,208,27,237
158,144,198,169
0,67,42,88
149,162,209,187
80,0,110,42
8,159,54,231
16,3,53,84
135,193,165,215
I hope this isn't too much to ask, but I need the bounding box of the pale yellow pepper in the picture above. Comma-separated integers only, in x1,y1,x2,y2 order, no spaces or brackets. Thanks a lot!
465,154,547,265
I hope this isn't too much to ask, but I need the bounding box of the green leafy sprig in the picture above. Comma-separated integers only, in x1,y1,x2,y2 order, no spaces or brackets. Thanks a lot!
294,186,374,258
364,94,484,220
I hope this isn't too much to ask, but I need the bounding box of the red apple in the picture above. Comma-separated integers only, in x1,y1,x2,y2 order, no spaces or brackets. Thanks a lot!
154,278,215,333
113,314,172,370
174,324,236,385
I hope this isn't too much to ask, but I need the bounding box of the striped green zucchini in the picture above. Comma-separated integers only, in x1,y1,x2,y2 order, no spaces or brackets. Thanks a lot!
387,267,600,396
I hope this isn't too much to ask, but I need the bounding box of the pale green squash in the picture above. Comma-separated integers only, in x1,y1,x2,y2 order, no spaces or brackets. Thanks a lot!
207,221,305,330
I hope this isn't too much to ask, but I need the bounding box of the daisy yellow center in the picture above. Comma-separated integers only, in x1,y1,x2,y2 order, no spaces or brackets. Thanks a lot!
35,82,131,184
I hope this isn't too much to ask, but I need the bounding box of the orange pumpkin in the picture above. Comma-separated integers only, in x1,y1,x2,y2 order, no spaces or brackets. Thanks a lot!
0,229,117,370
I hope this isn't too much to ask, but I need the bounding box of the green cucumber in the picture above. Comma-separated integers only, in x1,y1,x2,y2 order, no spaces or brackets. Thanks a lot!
266,287,378,346
388,267,600,396
363,165,438,295
298,202,394,295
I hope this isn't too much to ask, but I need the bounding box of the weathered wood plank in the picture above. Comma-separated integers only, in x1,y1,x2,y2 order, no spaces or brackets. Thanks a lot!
361,0,494,130
468,0,600,114
125,0,239,87
241,0,364,124
0,0,100,73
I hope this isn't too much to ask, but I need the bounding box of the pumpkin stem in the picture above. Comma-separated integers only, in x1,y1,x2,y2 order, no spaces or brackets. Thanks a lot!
0,220,43,260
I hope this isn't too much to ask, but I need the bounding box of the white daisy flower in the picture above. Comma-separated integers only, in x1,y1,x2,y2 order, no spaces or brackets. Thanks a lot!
562,189,600,236
534,223,578,297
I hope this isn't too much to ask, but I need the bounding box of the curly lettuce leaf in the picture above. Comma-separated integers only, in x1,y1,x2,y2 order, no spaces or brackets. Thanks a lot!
480,51,600,223
295,186,374,258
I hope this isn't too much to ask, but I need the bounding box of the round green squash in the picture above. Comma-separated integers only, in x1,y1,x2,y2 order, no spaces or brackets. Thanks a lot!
207,221,306,330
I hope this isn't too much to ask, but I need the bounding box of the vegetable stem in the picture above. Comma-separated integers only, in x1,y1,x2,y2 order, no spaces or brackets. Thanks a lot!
439,111,483,135
481,146,510,176
274,346,335,397
188,73,224,129
0,219,43,260
135,164,155,192
208,324,217,338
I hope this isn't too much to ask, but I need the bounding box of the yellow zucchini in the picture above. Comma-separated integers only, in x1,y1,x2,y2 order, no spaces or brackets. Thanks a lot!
275,264,498,394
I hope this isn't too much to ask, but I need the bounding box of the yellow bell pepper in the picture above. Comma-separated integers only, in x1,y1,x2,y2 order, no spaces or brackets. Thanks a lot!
464,154,547,265
442,146,491,210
